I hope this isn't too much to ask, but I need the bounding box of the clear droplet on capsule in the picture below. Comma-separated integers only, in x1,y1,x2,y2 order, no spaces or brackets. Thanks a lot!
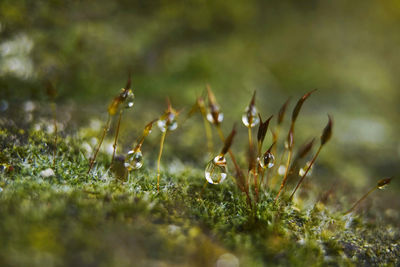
205,154,227,184
157,113,178,132
258,152,275,169
242,106,259,127
299,161,313,177
206,112,224,124
123,89,134,109
125,149,143,170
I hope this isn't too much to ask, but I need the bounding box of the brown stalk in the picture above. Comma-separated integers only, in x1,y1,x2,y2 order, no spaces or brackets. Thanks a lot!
344,178,392,215
290,115,333,200
275,90,316,202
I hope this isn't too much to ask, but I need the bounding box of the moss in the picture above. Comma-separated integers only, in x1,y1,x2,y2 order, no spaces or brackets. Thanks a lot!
0,126,398,266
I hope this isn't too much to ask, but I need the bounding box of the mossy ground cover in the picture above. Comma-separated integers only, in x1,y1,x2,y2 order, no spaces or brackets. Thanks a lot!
1,122,399,267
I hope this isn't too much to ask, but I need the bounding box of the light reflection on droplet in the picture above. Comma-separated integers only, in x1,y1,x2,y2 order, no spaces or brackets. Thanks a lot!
241,106,259,127
125,150,143,170
157,113,178,132
278,165,286,176
299,161,313,177
206,113,224,124
258,152,275,169
205,155,227,184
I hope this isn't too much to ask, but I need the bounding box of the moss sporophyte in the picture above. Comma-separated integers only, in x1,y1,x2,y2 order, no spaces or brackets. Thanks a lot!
81,80,393,215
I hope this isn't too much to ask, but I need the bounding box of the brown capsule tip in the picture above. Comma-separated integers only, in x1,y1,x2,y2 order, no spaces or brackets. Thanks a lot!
206,84,216,105
221,124,236,155
377,178,392,188
257,114,273,143
297,138,315,159
321,114,333,146
278,98,290,125
143,118,158,134
292,89,317,123
250,91,256,107
125,73,132,90
267,141,276,153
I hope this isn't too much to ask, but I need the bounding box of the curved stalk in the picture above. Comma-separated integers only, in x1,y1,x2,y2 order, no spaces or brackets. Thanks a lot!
88,114,111,174
157,130,167,192
343,187,377,215
290,145,322,200
111,110,123,165
275,149,293,202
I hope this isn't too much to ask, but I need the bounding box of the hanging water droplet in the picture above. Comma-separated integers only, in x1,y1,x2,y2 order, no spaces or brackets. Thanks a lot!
124,89,134,109
299,161,313,177
205,154,227,184
206,112,224,124
378,184,388,190
242,106,259,127
258,152,275,169
157,112,178,132
125,149,143,170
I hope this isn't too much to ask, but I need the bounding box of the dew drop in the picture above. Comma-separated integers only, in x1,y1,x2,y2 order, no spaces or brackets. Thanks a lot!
125,150,143,170
157,113,178,132
258,152,275,169
242,106,259,127
205,155,227,184
206,112,224,124
299,161,313,177
278,165,286,176
124,90,135,109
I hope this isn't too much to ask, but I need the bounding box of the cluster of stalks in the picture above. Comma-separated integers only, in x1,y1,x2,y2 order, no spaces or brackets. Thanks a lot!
82,78,392,213
192,86,335,207
87,75,134,174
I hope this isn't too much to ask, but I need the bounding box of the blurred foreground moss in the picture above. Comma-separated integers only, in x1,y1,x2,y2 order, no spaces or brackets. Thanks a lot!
0,126,399,266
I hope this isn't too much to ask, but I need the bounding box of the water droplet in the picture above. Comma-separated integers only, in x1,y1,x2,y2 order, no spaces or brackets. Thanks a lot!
157,113,178,132
258,152,275,169
242,106,259,127
299,161,313,177
206,112,224,124
278,165,286,175
124,90,134,109
205,155,227,184
125,150,143,170
0,187,3,193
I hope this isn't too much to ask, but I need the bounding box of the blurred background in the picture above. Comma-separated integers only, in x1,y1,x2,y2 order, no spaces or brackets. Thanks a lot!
0,0,399,220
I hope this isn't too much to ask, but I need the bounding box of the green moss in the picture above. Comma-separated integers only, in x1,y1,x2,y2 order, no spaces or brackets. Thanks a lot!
0,127,398,266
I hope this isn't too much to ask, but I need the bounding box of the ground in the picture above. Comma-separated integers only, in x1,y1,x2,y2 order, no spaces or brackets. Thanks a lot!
0,123,398,267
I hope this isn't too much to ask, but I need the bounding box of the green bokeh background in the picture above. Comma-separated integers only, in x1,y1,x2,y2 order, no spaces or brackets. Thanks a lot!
1,0,399,214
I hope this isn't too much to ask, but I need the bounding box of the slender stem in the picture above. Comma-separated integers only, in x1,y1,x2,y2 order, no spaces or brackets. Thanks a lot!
157,130,167,192
253,169,259,202
51,102,57,169
216,125,252,208
343,187,377,215
248,127,252,150
202,115,214,154
111,110,123,165
289,145,322,200
275,149,293,203
88,114,111,174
